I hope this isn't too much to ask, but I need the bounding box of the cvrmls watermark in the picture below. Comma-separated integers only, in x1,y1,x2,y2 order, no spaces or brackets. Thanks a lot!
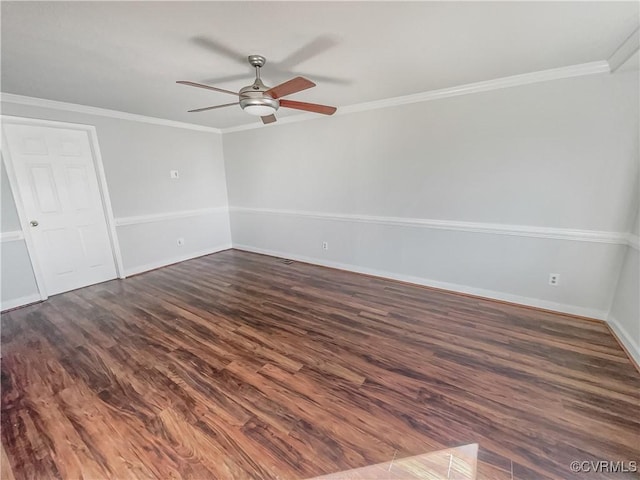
570,460,637,473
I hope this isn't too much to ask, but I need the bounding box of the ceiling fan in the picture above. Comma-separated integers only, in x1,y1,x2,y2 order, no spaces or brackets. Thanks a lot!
177,55,337,124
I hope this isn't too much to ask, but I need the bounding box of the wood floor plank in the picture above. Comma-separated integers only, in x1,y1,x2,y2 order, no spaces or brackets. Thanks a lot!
0,443,16,480
2,249,639,479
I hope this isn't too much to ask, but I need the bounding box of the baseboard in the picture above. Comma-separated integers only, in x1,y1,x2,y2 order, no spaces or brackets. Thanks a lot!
607,315,640,369
0,245,233,311
1,293,43,312
124,244,232,277
232,244,607,321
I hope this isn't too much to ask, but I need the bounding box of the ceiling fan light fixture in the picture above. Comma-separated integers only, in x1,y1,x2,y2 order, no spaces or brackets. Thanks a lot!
243,104,277,116
240,96,279,116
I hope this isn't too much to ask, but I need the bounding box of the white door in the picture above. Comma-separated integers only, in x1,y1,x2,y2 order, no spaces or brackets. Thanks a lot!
3,124,117,296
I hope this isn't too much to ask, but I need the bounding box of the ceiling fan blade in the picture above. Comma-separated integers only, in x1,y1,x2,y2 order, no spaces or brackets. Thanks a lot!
176,80,239,97
279,99,337,115
265,77,315,99
261,114,277,124
188,103,237,113
191,36,246,65
202,73,250,85
276,36,339,70
293,71,352,86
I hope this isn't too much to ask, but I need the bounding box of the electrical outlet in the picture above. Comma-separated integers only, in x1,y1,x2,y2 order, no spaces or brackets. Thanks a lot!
170,170,179,179
177,238,185,247
322,241,329,251
549,273,560,286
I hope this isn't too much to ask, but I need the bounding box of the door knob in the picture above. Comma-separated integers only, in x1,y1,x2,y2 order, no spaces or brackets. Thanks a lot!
30,220,39,227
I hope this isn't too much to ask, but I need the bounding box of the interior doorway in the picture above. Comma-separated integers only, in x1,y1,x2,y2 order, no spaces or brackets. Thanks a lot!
2,116,124,300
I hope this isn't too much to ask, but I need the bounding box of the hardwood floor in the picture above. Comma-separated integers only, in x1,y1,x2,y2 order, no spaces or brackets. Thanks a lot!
2,249,639,479
309,443,479,479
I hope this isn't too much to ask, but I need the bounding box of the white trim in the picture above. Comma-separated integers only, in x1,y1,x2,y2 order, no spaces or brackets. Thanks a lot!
222,61,610,134
1,93,222,134
124,243,231,277
2,62,609,136
230,207,628,245
607,315,640,367
627,233,640,251
608,27,640,73
88,126,126,279
0,230,24,243
0,293,42,312
1,116,125,296
115,207,228,227
233,243,607,320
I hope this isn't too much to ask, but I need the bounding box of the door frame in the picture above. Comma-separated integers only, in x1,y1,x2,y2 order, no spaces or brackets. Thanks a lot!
1,115,125,301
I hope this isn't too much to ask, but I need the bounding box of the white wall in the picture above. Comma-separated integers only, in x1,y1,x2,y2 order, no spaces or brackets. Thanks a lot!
224,69,638,320
1,162,39,306
609,204,640,364
1,102,231,308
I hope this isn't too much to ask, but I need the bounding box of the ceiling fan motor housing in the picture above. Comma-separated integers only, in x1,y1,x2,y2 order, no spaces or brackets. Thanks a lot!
239,77,280,113
247,55,266,68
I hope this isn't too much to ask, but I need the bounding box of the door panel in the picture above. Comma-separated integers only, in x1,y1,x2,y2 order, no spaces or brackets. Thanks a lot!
65,166,92,209
78,224,113,268
44,228,78,275
3,123,117,296
22,137,49,155
29,165,62,213
60,140,82,157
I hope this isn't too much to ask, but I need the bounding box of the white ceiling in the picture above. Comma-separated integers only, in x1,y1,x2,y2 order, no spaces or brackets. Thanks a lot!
2,1,638,129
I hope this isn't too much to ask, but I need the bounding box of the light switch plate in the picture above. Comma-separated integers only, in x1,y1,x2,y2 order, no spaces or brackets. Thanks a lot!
170,170,179,179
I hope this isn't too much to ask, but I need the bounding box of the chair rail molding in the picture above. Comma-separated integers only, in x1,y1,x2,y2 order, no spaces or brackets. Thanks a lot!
0,230,25,243
115,207,229,227
230,206,628,245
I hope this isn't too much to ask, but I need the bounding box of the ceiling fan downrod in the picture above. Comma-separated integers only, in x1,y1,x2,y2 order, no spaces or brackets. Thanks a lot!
248,55,266,89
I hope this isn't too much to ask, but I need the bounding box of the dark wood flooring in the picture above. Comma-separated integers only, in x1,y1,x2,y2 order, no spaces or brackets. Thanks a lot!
1,249,639,479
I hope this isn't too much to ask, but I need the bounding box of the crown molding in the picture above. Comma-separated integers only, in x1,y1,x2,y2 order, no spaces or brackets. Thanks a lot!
114,206,228,227
222,60,610,134
230,206,628,245
0,93,222,134
1,61,609,136
608,27,640,73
